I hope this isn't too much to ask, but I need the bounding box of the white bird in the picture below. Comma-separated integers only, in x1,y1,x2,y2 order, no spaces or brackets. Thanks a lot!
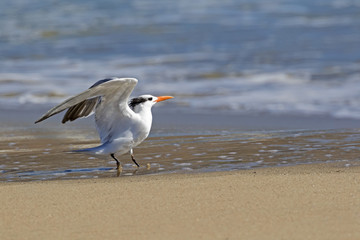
35,77,173,169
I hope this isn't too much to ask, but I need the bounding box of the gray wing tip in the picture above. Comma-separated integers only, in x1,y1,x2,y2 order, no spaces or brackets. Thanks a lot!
34,116,46,124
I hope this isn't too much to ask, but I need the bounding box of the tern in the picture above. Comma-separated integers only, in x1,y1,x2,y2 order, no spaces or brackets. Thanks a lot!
35,77,173,169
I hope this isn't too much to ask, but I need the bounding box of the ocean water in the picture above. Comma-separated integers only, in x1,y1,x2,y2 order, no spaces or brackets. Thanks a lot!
1,0,360,118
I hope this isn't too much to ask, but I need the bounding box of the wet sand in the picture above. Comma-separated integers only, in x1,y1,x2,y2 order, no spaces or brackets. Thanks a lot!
2,125,360,181
2,107,360,181
1,163,360,240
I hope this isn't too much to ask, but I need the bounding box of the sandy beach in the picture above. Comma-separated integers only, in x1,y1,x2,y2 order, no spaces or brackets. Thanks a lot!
1,163,360,240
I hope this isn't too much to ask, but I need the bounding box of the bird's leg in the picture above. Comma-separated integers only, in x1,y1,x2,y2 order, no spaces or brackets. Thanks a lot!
110,153,121,170
130,149,140,168
131,154,140,168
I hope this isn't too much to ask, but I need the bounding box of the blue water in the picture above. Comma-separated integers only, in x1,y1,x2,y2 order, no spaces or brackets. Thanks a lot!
1,0,360,118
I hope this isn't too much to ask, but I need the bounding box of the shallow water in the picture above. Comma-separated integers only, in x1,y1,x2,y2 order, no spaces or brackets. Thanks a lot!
1,127,360,182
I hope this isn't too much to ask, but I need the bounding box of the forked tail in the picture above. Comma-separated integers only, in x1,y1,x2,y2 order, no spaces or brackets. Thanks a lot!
70,140,130,157
71,144,108,155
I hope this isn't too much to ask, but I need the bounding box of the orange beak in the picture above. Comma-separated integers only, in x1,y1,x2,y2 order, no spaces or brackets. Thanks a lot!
155,96,174,102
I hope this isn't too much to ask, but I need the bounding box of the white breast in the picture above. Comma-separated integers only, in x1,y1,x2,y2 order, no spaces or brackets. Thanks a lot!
130,110,153,147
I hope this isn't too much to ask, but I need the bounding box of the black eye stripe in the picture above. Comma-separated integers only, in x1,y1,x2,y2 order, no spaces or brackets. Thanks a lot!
129,97,147,109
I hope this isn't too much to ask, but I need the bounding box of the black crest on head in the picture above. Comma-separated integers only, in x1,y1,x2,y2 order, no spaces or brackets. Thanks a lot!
129,97,147,110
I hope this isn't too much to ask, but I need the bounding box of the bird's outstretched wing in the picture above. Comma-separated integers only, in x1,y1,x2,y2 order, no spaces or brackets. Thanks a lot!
34,78,138,127
61,78,118,123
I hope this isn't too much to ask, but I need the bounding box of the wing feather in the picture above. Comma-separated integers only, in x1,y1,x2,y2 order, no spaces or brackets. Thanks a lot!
35,78,138,125
60,78,117,123
61,97,99,123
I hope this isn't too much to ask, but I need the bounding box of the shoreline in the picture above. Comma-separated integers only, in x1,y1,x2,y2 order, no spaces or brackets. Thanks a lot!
2,106,360,181
2,125,360,182
1,163,360,240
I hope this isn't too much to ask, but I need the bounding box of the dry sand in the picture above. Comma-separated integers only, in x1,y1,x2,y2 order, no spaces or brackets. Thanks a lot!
1,163,360,240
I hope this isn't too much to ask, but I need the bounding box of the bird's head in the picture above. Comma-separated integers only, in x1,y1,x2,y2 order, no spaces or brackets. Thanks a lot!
129,95,173,112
